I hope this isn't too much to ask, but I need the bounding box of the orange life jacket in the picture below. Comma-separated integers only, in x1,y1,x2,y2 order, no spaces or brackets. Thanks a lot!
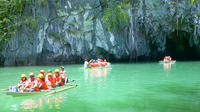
54,74,64,86
18,80,27,85
104,62,108,66
26,78,40,91
38,78,48,90
46,76,55,88
95,62,100,67
90,63,96,67
46,79,55,89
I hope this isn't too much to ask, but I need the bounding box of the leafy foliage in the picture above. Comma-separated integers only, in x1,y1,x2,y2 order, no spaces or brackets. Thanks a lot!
101,0,131,31
0,0,26,41
190,0,197,4
0,0,44,44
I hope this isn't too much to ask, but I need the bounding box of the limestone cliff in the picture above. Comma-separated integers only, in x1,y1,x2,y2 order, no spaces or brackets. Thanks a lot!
1,0,199,65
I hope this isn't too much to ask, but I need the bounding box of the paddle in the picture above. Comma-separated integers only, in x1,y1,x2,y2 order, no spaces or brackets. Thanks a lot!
45,85,77,96
68,80,75,83
45,83,78,96
0,89,6,91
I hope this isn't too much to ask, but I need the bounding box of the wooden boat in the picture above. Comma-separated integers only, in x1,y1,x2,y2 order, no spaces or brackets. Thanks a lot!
2,84,78,97
84,62,111,69
159,60,176,64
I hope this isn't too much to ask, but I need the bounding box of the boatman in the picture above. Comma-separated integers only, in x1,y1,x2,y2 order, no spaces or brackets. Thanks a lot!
61,66,68,83
25,73,40,92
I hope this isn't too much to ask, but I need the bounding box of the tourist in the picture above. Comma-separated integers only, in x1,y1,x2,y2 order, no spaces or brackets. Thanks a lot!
61,66,68,83
46,72,55,89
103,59,108,66
37,74,48,90
84,60,89,68
54,69,62,86
25,73,39,92
18,74,28,92
46,69,52,80
40,70,45,80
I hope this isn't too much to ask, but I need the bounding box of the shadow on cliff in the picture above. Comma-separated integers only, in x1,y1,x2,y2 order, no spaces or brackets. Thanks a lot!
166,30,200,61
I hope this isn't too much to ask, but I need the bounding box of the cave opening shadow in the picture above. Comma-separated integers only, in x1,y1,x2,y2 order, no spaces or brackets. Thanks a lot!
166,30,200,61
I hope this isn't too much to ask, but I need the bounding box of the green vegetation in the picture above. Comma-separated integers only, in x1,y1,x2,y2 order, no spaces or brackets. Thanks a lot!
0,0,42,44
0,0,26,41
190,0,197,4
101,0,131,31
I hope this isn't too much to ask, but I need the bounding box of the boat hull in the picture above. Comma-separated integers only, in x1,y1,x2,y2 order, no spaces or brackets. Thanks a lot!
85,62,111,69
3,84,78,97
159,60,176,64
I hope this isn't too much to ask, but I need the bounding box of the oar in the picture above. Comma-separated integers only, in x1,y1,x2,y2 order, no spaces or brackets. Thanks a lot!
0,88,8,91
68,80,75,83
45,84,78,96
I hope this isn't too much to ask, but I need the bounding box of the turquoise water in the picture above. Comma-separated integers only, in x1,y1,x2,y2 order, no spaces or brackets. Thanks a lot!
0,62,200,112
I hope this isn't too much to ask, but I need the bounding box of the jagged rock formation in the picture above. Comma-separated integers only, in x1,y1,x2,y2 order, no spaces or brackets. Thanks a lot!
1,0,200,66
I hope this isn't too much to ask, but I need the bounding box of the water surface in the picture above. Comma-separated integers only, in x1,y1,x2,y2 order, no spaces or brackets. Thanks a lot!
0,62,200,112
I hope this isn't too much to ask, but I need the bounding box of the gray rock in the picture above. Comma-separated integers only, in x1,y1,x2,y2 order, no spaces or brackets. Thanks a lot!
1,0,200,65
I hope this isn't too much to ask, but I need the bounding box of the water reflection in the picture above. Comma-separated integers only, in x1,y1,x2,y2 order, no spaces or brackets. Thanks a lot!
84,68,111,81
163,63,171,71
10,93,65,111
83,67,111,91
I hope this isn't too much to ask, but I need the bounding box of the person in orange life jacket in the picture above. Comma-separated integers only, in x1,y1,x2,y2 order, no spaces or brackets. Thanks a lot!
168,56,172,61
46,73,55,89
94,60,100,67
98,58,103,66
25,73,40,92
37,74,48,90
164,56,167,61
98,58,103,62
89,59,93,63
54,69,62,86
90,63,96,67
60,66,68,83
36,74,40,82
45,69,52,80
103,59,108,66
18,74,28,92
164,56,171,61
40,70,45,80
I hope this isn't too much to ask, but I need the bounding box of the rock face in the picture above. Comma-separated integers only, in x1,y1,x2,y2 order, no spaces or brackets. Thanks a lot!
0,0,200,66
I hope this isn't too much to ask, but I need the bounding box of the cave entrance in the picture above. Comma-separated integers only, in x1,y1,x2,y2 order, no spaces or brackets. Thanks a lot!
166,30,200,60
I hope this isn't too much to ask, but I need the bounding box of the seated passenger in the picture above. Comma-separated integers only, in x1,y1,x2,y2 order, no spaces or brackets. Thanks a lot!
18,74,28,92
40,70,46,80
25,73,39,92
37,74,48,90
164,56,171,62
45,69,52,79
46,73,55,89
103,59,108,66
54,69,62,86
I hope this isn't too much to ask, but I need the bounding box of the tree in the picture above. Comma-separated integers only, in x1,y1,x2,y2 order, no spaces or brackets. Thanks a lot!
101,0,131,31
